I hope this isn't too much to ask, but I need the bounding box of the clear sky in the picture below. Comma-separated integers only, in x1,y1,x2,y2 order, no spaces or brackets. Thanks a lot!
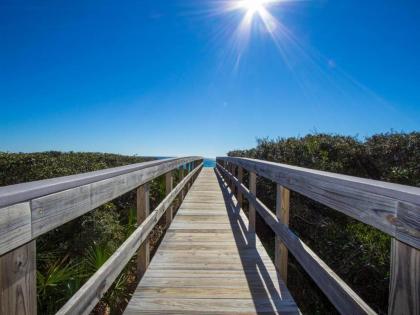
1,0,419,158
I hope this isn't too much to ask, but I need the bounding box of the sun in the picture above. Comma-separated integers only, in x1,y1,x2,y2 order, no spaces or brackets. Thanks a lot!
238,0,267,15
214,0,288,66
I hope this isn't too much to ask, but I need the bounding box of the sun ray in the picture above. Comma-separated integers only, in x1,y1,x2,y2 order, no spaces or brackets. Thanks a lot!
191,0,397,114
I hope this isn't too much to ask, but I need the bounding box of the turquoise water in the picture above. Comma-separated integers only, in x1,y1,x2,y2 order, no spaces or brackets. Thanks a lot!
156,156,216,168
203,159,216,168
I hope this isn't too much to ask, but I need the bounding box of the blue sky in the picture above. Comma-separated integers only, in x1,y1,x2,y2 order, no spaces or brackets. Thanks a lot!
1,0,419,158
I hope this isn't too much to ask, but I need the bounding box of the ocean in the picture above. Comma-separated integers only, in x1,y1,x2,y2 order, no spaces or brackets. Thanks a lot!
203,158,216,168
155,156,216,168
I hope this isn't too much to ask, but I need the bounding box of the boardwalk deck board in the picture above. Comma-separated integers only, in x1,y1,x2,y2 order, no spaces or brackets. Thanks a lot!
124,168,300,315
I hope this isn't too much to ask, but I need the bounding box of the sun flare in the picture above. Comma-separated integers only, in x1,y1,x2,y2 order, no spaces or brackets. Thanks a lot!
238,0,267,15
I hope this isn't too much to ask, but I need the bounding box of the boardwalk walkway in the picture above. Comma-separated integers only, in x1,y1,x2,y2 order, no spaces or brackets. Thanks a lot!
124,168,299,314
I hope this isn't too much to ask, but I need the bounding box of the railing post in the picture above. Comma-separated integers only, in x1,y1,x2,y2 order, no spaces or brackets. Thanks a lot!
0,241,37,315
229,163,233,191
225,162,230,185
165,171,174,227
136,183,150,278
187,162,192,191
275,185,290,284
230,164,236,195
237,166,243,208
388,239,420,315
249,171,257,232
180,165,185,201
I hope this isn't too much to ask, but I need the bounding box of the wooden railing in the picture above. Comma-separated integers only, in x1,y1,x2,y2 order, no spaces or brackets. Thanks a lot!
0,157,203,315
216,157,420,315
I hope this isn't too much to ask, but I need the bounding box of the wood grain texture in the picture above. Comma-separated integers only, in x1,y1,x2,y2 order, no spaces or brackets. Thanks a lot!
180,165,185,200
0,203,31,256
217,163,376,315
217,157,420,250
137,183,150,278
0,241,36,315
0,157,200,208
249,171,256,233
124,168,299,315
0,158,202,256
165,171,174,227
31,159,200,239
275,185,290,284
237,166,243,207
388,239,420,315
56,163,202,315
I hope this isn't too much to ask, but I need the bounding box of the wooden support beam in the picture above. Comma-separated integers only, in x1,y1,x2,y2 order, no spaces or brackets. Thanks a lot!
229,163,235,193
179,166,185,201
232,165,236,193
165,171,174,227
249,171,257,232
0,241,36,315
187,163,192,191
136,183,150,278
388,239,419,315
275,185,290,284
237,166,243,207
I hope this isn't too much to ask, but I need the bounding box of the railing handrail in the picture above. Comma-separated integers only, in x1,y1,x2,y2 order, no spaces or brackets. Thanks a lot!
0,156,202,256
0,156,201,208
219,157,420,202
217,156,420,249
57,161,204,315
0,157,203,315
216,164,375,314
216,156,420,315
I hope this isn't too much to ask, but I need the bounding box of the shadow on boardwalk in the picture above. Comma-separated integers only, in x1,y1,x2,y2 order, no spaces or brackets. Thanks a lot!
215,168,298,314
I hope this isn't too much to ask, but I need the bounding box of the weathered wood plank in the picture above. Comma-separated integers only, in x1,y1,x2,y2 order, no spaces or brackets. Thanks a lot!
137,183,150,278
133,286,283,299
275,185,290,284
0,158,201,256
0,203,31,256
0,241,36,315
217,164,376,315
217,157,420,249
237,166,243,207
31,159,199,240
56,163,202,315
179,165,185,200
124,168,299,315
0,157,199,208
249,171,256,233
388,239,420,315
165,171,174,227
125,297,298,315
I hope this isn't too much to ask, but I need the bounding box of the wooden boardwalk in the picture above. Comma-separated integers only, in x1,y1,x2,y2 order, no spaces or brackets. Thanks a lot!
1,157,418,314
124,168,299,315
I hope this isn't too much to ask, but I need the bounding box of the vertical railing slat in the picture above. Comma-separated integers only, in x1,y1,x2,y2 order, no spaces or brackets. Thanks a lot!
275,185,290,284
249,171,257,232
237,166,243,208
388,239,420,315
136,183,150,278
180,165,185,201
0,241,37,315
165,171,174,227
